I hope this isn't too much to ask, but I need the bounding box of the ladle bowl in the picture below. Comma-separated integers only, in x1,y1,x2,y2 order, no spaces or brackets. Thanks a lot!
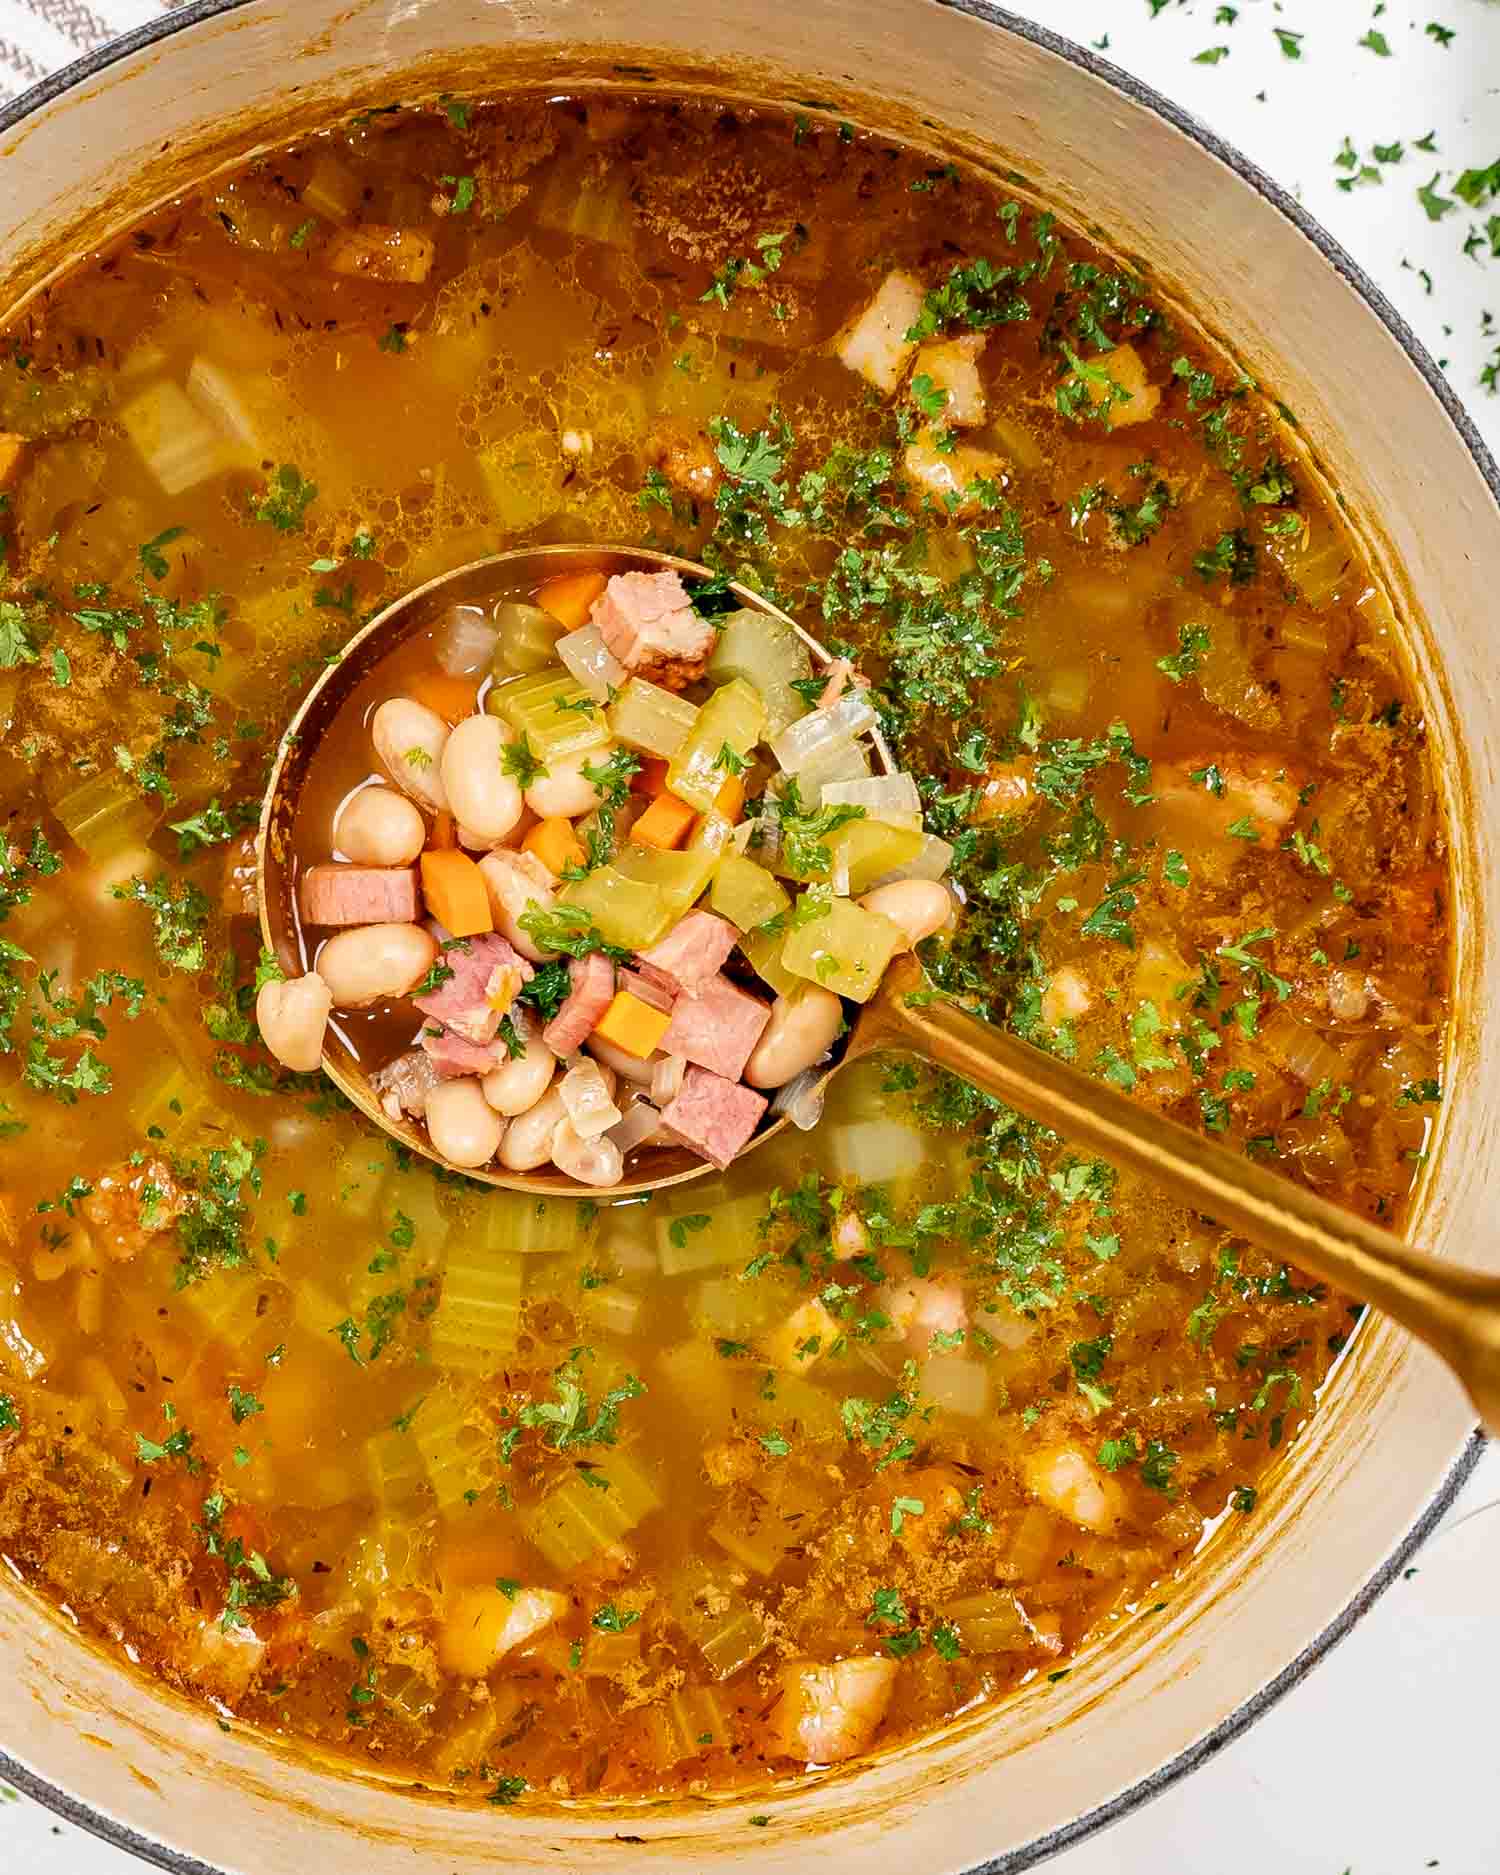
256,541,886,1197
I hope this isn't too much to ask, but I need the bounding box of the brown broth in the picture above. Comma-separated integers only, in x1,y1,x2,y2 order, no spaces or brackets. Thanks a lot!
0,90,1449,1804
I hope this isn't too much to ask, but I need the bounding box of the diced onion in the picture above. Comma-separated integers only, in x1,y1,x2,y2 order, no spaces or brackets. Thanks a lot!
919,1353,991,1416
771,1067,828,1132
822,773,923,821
556,621,627,701
821,689,879,741
434,604,499,676
825,1119,926,1185
865,832,955,888
560,1059,623,1139
1260,1007,1347,1087
650,1054,687,1108
606,1097,663,1156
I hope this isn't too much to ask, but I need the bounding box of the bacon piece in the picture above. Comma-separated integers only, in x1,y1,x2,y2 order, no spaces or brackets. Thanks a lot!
541,952,617,1056
414,933,533,1045
298,864,420,927
659,973,771,1083
590,569,714,692
659,1064,768,1169
638,910,739,997
419,1027,510,1077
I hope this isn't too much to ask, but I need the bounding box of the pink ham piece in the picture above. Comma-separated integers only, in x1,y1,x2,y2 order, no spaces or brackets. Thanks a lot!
542,952,617,1055
299,864,420,927
659,973,771,1083
420,1027,509,1077
619,965,676,1013
414,934,533,1045
638,910,739,997
590,570,714,692
660,1065,768,1170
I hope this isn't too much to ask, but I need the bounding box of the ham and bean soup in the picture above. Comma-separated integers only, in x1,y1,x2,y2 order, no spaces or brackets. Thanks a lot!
276,560,947,1184
0,90,1449,1802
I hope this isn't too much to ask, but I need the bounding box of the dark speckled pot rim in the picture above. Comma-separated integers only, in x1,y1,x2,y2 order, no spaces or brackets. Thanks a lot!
0,3,1491,1871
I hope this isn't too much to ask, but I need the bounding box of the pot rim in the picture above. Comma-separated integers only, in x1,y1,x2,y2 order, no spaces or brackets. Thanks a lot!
0,3,1491,1872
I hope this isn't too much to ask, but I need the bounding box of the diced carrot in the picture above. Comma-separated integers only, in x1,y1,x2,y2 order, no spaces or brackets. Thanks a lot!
632,757,671,798
429,812,457,850
536,570,609,633
630,791,698,851
419,848,493,936
522,815,587,878
713,775,746,823
407,669,479,726
592,990,673,1059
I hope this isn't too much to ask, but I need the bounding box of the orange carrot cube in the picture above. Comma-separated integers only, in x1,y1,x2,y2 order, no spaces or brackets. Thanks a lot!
632,757,671,798
536,570,609,633
630,792,698,851
713,775,746,823
592,990,673,1059
522,815,588,878
419,848,493,936
407,669,479,726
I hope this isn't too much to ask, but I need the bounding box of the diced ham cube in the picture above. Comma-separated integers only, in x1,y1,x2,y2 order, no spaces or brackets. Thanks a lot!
833,270,925,394
420,1027,510,1077
618,965,676,1013
371,1046,442,1120
659,973,771,1082
414,933,533,1045
659,1065,768,1170
541,952,617,1055
590,569,714,692
299,864,420,927
638,911,739,997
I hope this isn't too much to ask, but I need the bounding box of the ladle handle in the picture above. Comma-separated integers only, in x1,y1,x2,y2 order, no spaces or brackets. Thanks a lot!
857,956,1500,1436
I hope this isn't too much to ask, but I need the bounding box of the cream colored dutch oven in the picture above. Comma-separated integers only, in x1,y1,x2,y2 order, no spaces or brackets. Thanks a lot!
0,4,1494,1871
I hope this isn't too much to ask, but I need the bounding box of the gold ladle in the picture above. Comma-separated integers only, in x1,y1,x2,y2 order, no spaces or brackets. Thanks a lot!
259,545,1500,1435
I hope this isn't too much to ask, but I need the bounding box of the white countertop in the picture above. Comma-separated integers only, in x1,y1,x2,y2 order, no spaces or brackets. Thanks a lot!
2,1,1498,1870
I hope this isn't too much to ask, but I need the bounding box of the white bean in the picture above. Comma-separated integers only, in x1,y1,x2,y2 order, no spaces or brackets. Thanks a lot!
316,922,437,1007
497,1085,568,1170
255,970,333,1073
425,1077,505,1168
441,713,525,846
585,1032,660,1088
477,849,559,961
334,786,426,866
550,1118,624,1188
481,1038,557,1116
857,879,953,950
524,746,609,820
371,697,450,812
744,984,843,1090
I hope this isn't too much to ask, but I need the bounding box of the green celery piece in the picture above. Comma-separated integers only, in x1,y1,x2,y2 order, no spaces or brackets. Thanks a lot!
666,678,766,812
781,899,904,1003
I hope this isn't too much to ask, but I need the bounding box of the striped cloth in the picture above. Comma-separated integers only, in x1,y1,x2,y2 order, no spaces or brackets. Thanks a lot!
0,0,181,103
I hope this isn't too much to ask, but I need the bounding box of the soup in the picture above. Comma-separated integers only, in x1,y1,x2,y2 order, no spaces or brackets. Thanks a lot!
0,89,1448,1803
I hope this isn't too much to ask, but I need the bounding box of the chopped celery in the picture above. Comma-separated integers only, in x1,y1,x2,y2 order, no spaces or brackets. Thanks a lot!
478,1190,600,1257
474,425,565,533
822,773,923,822
556,621,625,701
671,1569,770,1678
365,1423,427,1505
919,1352,991,1416
413,1388,492,1512
687,809,737,856
655,1186,767,1275
827,818,924,895
131,1060,223,1147
866,831,956,888
582,1625,642,1677
646,1685,728,1766
781,900,904,1003
666,679,766,813
532,158,636,245
708,1503,799,1576
383,1169,452,1258
708,853,790,932
428,1247,524,1370
581,1284,643,1340
612,841,721,913
694,1274,777,1339
750,1368,844,1442
739,926,802,998
607,675,700,760
706,609,811,738
655,1340,742,1432
301,153,360,222
489,666,611,759
118,379,238,495
559,866,676,951
492,602,563,676
523,1450,661,1569
940,1590,1032,1653
50,772,157,862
